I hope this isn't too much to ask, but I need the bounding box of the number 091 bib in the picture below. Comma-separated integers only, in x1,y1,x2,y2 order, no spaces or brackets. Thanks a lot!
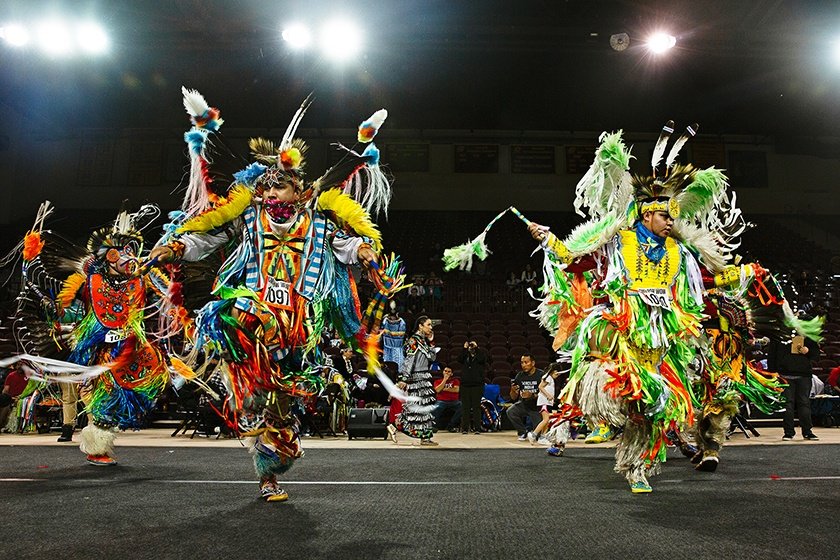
261,276,293,310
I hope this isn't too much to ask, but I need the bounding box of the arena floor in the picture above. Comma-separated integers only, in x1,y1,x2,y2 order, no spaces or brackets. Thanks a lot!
1,428,837,560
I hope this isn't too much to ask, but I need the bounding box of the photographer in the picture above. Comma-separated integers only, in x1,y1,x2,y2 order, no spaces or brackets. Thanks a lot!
506,354,544,441
457,340,488,434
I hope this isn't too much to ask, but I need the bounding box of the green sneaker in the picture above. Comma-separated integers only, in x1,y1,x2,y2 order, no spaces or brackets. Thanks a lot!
630,480,652,493
585,425,614,444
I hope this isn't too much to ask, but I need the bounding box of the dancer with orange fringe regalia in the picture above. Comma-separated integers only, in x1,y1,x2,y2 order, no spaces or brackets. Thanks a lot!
3,202,172,465
688,264,821,472
444,122,821,493
151,88,405,502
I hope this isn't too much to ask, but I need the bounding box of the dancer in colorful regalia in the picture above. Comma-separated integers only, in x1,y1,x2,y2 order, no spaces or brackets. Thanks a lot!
444,122,820,492
150,88,404,502
689,267,821,472
524,124,823,492
4,202,171,465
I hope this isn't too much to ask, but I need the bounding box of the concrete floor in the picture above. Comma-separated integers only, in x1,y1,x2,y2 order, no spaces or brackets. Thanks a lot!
2,425,838,449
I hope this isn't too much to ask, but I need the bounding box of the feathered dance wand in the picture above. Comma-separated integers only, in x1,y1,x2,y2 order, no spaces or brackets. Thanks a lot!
442,207,510,271
442,206,544,271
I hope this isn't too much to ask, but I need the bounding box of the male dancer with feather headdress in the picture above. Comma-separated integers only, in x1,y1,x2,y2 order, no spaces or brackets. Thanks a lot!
5,202,171,465
523,123,821,492
151,89,403,502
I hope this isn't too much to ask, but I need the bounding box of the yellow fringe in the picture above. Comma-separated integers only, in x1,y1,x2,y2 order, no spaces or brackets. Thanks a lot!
170,356,198,380
58,272,86,310
177,184,253,234
316,189,382,252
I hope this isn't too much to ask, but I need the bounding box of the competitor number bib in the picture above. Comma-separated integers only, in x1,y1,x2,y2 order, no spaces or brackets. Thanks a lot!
262,276,293,310
104,330,128,343
637,288,672,310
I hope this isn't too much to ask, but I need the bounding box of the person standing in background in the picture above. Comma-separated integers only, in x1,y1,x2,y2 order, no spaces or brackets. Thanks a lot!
381,302,407,370
769,325,821,441
457,340,488,433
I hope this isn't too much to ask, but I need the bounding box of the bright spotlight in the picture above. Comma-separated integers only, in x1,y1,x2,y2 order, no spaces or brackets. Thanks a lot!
646,32,676,54
0,23,30,47
77,22,109,54
319,20,361,61
36,20,73,56
833,39,840,64
282,23,311,50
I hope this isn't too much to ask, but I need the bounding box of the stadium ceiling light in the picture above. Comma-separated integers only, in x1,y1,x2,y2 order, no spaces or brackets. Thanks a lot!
646,32,677,54
282,23,312,50
0,23,30,47
76,22,109,55
36,20,74,56
319,19,361,61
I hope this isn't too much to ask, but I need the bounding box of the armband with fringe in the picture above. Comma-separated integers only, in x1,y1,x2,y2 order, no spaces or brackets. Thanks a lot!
543,233,573,264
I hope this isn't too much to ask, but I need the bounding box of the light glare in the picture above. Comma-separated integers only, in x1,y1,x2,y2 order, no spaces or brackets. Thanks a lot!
36,20,73,56
77,22,109,54
319,20,361,61
282,23,311,49
647,32,676,54
1,23,30,47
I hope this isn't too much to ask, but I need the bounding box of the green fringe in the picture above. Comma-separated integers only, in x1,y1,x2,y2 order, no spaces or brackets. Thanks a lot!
596,131,632,170
442,233,489,272
563,216,617,255
679,167,727,219
785,313,825,343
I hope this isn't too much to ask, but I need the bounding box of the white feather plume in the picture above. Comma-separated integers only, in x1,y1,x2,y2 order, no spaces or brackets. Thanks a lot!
665,123,698,169
650,120,674,171
182,86,210,118
367,109,388,129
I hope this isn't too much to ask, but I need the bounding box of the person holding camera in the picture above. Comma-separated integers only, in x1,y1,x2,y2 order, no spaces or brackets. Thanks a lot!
457,340,488,433
506,354,544,440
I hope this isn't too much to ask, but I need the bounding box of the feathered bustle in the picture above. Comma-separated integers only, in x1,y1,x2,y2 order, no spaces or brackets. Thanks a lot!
316,189,382,252
177,184,252,234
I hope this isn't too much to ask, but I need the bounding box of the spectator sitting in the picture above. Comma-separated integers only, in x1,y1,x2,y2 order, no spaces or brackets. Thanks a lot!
520,264,538,288
0,362,30,431
506,354,544,441
432,366,462,432
506,272,521,289
425,271,444,300
407,285,425,314
826,365,840,396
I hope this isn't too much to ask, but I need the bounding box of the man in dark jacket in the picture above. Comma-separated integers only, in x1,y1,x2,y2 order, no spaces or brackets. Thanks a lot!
769,332,820,441
457,341,488,433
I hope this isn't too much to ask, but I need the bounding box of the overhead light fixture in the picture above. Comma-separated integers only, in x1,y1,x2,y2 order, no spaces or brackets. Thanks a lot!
646,32,676,54
36,20,74,56
282,23,312,50
610,33,630,51
77,22,109,54
0,23,30,47
319,19,361,61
